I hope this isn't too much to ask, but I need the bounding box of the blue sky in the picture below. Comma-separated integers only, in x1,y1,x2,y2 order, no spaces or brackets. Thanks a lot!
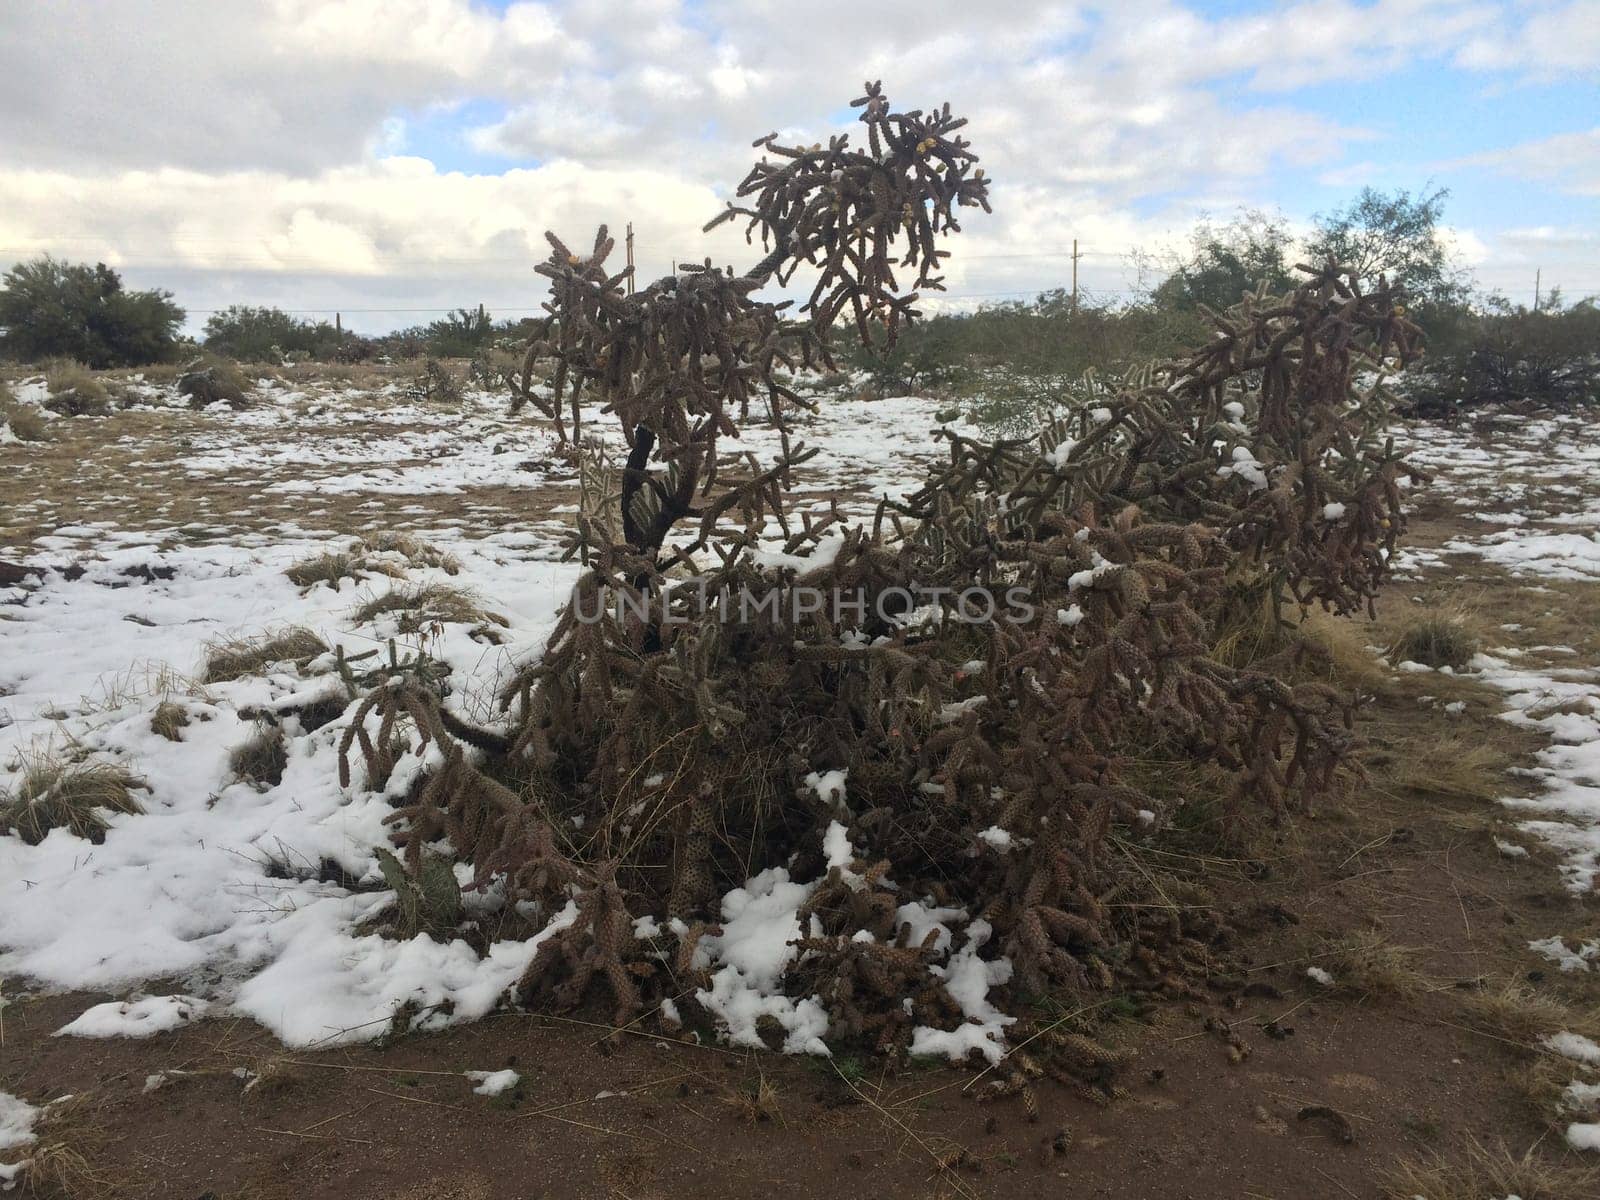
1,0,1596,330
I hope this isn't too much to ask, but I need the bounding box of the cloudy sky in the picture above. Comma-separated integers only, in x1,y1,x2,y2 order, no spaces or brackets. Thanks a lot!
1,0,1596,333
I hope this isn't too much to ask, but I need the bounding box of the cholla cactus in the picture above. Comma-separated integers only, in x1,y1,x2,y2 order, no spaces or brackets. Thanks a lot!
342,85,1422,1067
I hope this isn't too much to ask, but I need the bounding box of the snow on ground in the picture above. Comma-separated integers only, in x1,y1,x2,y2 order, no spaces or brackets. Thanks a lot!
1,372,1007,1057
1396,417,1600,892
0,1090,40,1190
465,1068,521,1097
1396,413,1600,1147
3,383,1598,1081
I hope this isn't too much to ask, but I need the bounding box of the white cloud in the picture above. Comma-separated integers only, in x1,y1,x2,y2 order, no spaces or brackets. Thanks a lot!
0,0,1594,323
1455,0,1600,74
1455,127,1600,196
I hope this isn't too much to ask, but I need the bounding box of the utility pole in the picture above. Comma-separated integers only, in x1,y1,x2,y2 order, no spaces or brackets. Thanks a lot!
335,312,342,341
1534,268,1541,313
626,222,635,296
1070,239,1082,312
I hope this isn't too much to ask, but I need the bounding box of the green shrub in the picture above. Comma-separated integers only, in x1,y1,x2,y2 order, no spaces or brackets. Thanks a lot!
0,256,184,366
202,305,347,362
421,307,496,358
1403,298,1600,417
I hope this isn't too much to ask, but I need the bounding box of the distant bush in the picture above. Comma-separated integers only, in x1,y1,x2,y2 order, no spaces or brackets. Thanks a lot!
178,355,253,409
202,305,349,362
423,307,496,358
1404,298,1600,417
1149,209,1296,313
412,358,463,405
43,359,113,416
376,310,525,361
0,256,185,367
841,294,1208,433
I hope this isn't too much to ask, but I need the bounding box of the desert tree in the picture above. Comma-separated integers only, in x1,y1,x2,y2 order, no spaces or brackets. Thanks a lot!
0,256,185,367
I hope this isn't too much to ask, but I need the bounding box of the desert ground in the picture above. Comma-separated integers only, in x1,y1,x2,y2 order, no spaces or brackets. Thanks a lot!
3,370,1599,1199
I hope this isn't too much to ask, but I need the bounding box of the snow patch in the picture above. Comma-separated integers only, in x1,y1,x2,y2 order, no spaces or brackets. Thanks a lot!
54,994,210,1039
465,1068,520,1097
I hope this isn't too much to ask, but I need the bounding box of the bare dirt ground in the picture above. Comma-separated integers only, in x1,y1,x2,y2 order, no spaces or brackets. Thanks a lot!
3,377,1599,1199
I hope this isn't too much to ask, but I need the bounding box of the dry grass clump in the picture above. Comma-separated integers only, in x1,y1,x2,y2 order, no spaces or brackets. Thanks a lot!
1211,590,1389,693
0,757,146,845
42,360,112,417
1389,733,1513,802
5,1094,118,1199
1320,930,1426,1002
202,627,329,683
1297,609,1391,692
1527,695,1597,721
361,531,462,575
721,1072,784,1125
284,549,404,592
1,379,50,442
150,700,190,741
1389,608,1481,670
1507,1055,1582,1130
235,1052,308,1100
178,355,253,409
229,723,288,787
1460,980,1600,1048
285,534,461,593
352,583,502,634
1386,1137,1597,1200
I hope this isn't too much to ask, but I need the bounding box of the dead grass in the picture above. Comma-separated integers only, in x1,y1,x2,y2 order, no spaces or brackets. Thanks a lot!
284,549,403,592
1298,608,1392,692
1386,1137,1597,1200
42,360,112,417
1459,981,1600,1049
202,627,329,683
1389,606,1481,670
1211,589,1391,694
1527,695,1597,721
721,1071,784,1125
1321,929,1426,1002
1506,1055,1579,1131
0,756,146,845
236,1052,308,1100
229,723,288,787
150,700,190,741
352,582,503,634
0,380,50,442
7,1093,120,1199
1389,733,1514,802
285,535,460,592
361,531,462,575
